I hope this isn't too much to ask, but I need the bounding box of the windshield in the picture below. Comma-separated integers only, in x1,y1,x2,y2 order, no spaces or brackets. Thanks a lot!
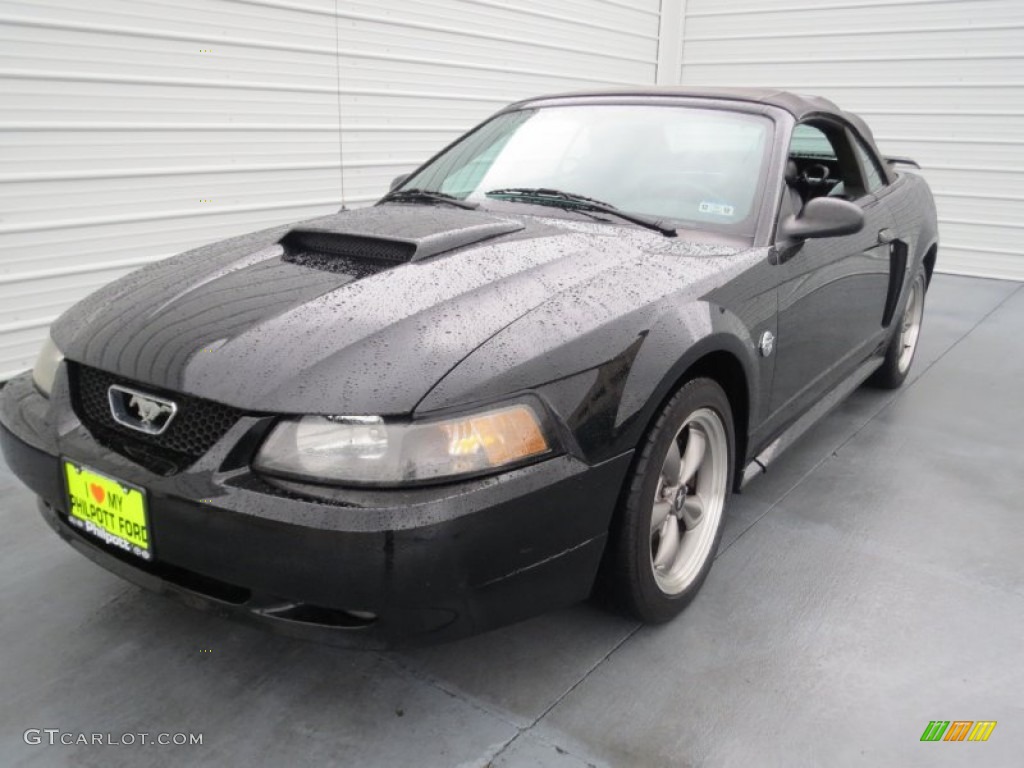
400,104,773,235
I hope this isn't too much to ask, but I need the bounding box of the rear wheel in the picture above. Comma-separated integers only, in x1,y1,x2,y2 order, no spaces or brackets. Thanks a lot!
868,268,927,389
601,378,733,623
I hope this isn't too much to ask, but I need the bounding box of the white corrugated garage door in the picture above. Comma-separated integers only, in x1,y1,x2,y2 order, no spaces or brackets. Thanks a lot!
679,0,1024,282
0,0,660,380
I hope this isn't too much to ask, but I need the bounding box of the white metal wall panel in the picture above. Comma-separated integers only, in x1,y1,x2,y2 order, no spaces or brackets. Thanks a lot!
330,0,659,203
0,0,659,380
680,0,1024,281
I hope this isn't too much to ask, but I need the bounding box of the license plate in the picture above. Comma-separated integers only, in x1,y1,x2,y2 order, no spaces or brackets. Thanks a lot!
63,460,152,561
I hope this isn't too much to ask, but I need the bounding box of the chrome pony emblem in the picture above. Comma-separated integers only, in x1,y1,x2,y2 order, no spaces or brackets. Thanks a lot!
108,385,178,435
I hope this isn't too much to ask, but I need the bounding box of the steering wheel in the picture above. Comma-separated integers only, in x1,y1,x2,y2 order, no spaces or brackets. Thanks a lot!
800,163,831,188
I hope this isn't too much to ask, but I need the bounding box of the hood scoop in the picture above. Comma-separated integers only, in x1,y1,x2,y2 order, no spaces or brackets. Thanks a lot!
282,230,415,275
280,206,525,273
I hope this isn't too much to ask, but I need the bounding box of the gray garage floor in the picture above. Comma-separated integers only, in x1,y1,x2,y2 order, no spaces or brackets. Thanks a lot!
1,273,1022,768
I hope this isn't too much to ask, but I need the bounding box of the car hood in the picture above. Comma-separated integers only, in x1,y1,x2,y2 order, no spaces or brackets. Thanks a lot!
52,205,746,414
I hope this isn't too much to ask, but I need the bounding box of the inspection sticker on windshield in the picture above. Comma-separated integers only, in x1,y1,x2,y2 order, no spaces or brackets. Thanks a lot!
699,201,735,217
64,460,151,560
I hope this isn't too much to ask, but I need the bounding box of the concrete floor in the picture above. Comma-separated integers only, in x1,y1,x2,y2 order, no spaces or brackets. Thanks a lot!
1,273,1022,767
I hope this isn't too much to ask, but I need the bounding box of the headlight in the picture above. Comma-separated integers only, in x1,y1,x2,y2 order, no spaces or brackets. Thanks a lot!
32,336,64,397
253,404,554,486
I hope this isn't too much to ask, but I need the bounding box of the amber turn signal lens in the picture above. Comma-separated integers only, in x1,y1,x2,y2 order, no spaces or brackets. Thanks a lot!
441,405,549,466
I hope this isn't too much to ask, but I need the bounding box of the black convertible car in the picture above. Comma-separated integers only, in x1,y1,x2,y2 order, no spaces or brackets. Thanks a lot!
0,87,937,646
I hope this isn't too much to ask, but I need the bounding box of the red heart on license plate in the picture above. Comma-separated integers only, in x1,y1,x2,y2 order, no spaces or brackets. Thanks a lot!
89,483,105,504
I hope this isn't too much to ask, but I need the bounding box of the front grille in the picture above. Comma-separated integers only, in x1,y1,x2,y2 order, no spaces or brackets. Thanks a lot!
69,363,245,474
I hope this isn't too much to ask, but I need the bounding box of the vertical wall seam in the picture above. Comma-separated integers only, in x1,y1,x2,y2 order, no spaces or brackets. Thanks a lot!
655,0,664,84
333,0,346,206
655,0,685,85
678,0,688,84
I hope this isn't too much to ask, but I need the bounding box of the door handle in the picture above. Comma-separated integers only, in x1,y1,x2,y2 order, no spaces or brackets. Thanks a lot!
877,228,895,245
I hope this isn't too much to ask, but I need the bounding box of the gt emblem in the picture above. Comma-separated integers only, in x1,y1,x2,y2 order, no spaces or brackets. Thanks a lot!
108,385,178,435
758,330,775,358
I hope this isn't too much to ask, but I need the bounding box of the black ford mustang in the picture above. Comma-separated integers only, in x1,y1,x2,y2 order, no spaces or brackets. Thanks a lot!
0,88,937,647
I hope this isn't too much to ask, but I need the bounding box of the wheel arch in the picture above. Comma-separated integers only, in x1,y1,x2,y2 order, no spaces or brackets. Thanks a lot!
630,337,754,493
679,350,750,491
594,341,753,607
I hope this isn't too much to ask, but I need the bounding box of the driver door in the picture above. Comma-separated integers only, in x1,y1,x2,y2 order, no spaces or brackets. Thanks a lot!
768,121,894,417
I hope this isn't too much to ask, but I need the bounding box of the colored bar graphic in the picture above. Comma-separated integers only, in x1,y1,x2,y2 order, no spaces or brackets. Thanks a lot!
967,722,997,742
921,720,996,742
944,722,972,741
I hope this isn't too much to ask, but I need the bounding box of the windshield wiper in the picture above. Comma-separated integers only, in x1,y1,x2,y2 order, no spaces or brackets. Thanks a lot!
379,188,479,210
485,187,676,237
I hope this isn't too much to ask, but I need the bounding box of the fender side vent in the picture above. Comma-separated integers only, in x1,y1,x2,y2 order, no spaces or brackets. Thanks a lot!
881,240,909,327
281,229,415,274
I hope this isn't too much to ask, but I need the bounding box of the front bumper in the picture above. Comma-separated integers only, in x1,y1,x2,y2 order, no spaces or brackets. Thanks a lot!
0,371,631,647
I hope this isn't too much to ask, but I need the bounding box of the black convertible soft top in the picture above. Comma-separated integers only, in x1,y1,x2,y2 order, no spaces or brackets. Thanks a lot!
514,86,842,121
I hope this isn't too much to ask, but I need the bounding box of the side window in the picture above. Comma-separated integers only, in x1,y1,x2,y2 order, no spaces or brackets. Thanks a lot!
851,136,887,194
788,120,867,202
790,124,836,160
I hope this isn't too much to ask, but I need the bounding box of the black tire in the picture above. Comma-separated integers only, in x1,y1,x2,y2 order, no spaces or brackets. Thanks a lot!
599,377,734,623
868,268,927,390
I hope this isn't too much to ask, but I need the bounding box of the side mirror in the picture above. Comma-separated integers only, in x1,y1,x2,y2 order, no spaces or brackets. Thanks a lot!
389,173,411,192
779,197,865,241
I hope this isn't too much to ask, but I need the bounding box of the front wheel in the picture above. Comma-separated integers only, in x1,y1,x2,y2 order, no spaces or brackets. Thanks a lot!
601,378,733,623
868,268,927,389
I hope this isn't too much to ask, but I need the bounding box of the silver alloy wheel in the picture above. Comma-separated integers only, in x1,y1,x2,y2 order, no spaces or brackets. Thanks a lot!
897,277,925,374
649,407,728,595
